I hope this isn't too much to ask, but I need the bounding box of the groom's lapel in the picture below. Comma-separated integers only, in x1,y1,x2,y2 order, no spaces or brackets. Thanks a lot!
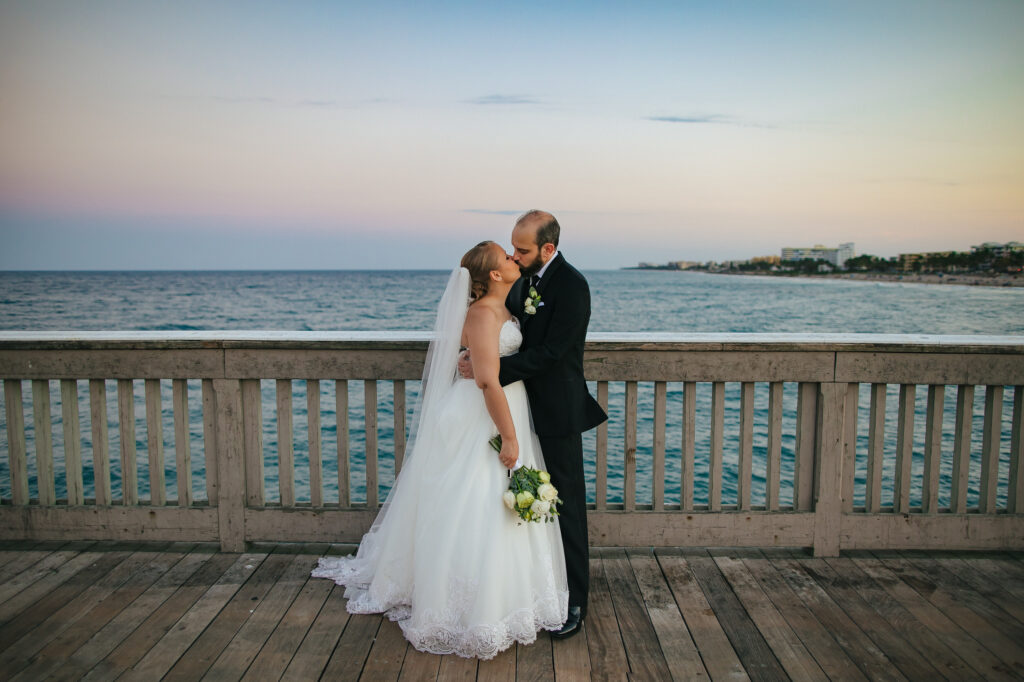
523,253,564,330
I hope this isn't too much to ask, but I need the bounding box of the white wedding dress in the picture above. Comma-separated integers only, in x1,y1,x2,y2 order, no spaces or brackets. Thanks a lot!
312,315,569,659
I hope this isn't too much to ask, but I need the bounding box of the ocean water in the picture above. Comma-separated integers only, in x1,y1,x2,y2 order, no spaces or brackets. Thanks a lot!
1,269,1022,509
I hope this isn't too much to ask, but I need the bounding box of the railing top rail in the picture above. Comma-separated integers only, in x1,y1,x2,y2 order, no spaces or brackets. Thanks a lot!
0,331,1023,353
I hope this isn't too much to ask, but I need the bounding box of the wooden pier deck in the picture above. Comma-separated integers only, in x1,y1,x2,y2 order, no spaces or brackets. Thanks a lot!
0,541,1022,681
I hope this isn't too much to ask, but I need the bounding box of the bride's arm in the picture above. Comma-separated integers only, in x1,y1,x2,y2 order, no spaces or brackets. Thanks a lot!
464,306,518,468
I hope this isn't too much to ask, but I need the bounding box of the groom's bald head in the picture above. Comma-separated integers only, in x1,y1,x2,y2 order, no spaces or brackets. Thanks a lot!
511,209,559,276
514,210,560,249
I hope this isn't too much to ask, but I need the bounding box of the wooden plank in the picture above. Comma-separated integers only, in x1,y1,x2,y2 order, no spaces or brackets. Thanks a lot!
551,621,591,681
709,381,725,511
277,379,295,507
838,513,1023,551
583,549,629,679
0,546,112,628
202,379,218,505
766,381,783,511
224,347,426,380
626,548,706,681
787,552,945,681
398,644,442,680
814,383,845,557
145,379,166,506
205,553,319,679
1010,386,1024,513
279,583,350,681
0,505,218,542
824,555,983,681
866,383,886,512
653,381,666,511
118,379,138,505
842,382,859,513
595,381,608,511
952,384,975,513
583,349,836,382
365,380,379,508
682,381,696,511
624,381,638,511
894,384,916,513
476,643,515,682
922,385,945,514
0,544,92,608
851,554,1018,680
933,553,1024,623
1,349,223,379
243,574,334,681
308,379,323,506
336,379,350,508
172,379,192,507
79,551,242,681
214,379,246,552
835,351,1024,385
980,385,1004,513
4,380,29,505
794,382,817,511
686,549,788,681
88,379,112,505
738,381,754,511
241,378,265,507
602,548,672,679
741,550,867,680
393,379,406,475
60,379,84,505
517,635,554,682
768,551,903,680
320,613,383,681
711,550,826,681
655,548,749,681
436,653,478,681
32,380,55,506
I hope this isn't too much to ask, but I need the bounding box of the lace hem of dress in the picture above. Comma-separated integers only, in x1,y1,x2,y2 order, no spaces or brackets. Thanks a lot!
311,556,568,660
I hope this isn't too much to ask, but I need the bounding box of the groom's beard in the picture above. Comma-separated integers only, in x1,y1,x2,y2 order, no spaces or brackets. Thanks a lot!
518,255,544,278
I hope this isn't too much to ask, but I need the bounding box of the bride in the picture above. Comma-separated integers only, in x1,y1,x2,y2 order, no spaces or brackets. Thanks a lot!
312,241,569,659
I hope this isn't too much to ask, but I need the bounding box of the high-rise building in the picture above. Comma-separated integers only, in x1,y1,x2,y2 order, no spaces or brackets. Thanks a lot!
781,243,855,268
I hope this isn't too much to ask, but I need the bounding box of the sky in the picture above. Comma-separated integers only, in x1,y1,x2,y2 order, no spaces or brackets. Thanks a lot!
1,0,1022,270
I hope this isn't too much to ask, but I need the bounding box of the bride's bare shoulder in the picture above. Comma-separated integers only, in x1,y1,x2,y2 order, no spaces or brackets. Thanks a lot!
464,301,504,330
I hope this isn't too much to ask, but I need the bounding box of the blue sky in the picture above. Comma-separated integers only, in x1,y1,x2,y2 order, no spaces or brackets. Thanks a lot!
1,0,1022,269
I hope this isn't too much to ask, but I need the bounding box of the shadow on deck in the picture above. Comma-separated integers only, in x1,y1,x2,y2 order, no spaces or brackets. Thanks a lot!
0,541,1022,680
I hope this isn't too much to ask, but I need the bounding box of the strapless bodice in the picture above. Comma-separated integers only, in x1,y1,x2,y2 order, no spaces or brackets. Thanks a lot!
498,317,522,357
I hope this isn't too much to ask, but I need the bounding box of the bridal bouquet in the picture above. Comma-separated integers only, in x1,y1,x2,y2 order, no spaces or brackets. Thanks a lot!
490,436,562,523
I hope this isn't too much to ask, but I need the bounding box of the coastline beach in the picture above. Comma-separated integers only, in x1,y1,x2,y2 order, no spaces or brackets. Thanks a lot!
698,270,1024,288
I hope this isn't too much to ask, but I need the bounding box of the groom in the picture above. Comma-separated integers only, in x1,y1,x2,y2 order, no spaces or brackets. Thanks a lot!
462,210,606,639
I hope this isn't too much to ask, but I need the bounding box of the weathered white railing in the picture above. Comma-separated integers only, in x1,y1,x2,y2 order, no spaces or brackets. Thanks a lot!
1,332,1022,557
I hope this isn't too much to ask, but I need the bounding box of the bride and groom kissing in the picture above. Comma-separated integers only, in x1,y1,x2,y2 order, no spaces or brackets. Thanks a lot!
313,210,607,659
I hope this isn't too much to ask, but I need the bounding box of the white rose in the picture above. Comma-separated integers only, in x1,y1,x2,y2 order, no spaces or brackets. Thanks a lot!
524,304,536,315
530,499,550,517
502,490,516,511
537,483,558,502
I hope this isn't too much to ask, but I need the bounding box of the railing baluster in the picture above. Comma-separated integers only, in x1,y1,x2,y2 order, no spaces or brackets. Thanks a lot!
923,385,944,513
841,383,859,513
308,379,322,506
624,381,637,511
866,383,886,512
201,379,218,505
766,382,782,511
394,380,406,475
337,380,350,507
241,379,264,507
4,380,29,505
951,384,975,513
682,381,696,511
118,379,137,505
277,379,295,507
32,380,55,506
895,384,916,513
61,379,84,505
1010,386,1023,514
595,381,608,511
145,379,165,506
980,385,1004,513
710,381,724,511
652,381,666,511
172,379,192,507
365,380,378,507
794,382,817,511
738,382,754,511
89,379,111,505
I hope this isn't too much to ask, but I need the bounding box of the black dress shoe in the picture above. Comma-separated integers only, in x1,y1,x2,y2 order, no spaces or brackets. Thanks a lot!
551,606,582,639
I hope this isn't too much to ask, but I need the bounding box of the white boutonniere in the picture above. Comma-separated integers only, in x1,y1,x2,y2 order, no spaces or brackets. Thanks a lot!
524,286,542,315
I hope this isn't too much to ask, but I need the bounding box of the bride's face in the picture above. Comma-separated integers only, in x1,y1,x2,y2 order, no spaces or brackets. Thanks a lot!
493,246,521,284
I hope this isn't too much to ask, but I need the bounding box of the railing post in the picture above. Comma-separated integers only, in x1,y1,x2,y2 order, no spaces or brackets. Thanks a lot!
814,383,847,557
213,379,246,552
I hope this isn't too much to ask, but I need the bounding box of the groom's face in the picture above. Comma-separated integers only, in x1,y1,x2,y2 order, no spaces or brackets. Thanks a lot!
511,225,546,277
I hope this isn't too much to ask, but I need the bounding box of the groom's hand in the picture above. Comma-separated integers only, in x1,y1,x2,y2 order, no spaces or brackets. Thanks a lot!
457,350,474,379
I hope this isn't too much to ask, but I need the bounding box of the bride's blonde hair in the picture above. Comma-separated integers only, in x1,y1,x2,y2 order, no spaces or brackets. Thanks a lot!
460,241,500,303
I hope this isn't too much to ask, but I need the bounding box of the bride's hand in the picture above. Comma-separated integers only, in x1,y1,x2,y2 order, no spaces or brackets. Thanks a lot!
499,437,518,469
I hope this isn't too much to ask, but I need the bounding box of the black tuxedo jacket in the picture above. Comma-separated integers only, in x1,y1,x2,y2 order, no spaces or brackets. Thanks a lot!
499,253,607,437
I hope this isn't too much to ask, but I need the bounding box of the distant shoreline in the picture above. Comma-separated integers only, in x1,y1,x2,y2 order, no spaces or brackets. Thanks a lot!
695,270,1024,288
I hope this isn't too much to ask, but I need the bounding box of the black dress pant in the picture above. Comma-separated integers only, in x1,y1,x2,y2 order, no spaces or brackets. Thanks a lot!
538,432,588,616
